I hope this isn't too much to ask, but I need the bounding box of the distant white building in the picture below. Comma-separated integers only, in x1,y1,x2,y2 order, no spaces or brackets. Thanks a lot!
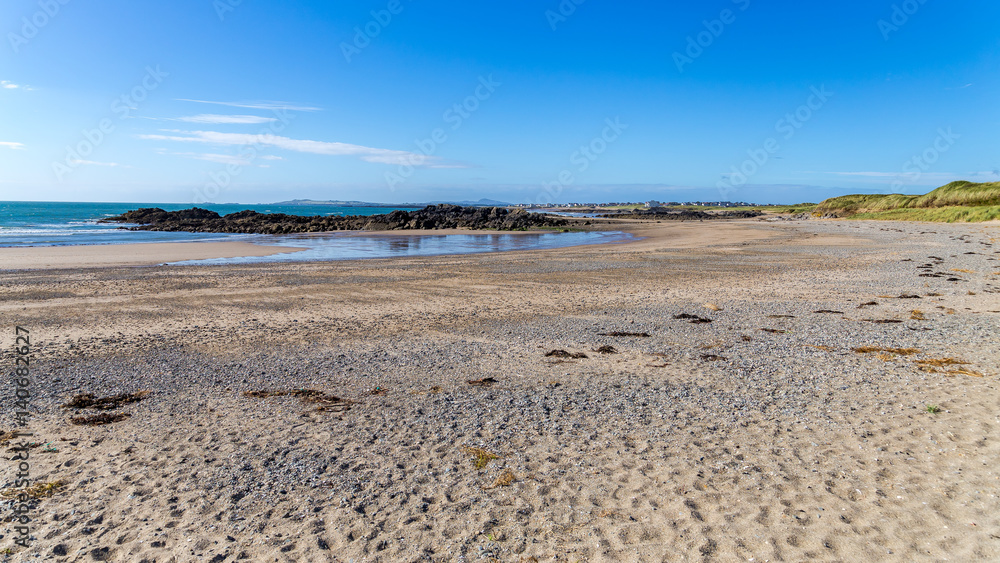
644,200,661,208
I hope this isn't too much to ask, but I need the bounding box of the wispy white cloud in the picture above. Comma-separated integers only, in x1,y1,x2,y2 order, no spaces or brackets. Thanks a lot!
157,149,286,166
164,151,253,166
175,114,278,125
68,159,122,167
0,141,25,149
174,99,321,112
1,81,26,90
138,130,464,168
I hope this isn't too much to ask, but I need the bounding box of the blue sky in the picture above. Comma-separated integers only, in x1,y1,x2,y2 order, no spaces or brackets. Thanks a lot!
1,1,998,204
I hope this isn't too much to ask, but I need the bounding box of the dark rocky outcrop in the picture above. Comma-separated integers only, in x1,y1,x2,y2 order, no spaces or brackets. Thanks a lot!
100,205,568,234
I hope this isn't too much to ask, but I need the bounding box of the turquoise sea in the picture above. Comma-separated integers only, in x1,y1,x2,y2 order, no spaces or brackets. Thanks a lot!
0,201,632,264
0,201,415,247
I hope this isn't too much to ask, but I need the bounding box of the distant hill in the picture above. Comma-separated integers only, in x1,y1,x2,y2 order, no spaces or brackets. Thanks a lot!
813,181,1000,222
426,198,514,207
274,198,512,207
271,199,414,207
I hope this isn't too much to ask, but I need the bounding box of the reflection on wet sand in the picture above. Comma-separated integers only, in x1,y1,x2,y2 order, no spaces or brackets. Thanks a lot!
169,231,633,266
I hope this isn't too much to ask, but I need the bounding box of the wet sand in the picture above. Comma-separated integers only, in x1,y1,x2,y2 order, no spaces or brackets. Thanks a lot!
0,228,614,270
0,241,307,270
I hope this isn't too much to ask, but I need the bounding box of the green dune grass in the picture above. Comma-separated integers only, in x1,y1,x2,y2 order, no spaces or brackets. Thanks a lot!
813,181,1000,222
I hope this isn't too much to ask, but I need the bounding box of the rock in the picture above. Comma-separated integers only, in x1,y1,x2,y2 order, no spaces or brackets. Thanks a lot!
99,205,568,234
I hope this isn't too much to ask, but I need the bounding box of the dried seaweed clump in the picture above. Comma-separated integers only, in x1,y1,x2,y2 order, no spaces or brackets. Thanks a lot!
461,447,502,470
245,389,354,412
0,480,66,500
483,469,517,490
545,350,587,359
946,367,986,377
467,377,498,387
915,357,969,367
852,346,920,356
62,391,149,410
672,314,711,325
70,413,130,426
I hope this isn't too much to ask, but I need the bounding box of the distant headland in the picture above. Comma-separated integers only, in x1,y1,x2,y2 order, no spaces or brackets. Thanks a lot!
272,198,513,208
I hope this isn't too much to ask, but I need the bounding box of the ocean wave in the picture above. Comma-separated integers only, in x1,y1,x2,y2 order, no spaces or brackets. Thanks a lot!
0,228,78,236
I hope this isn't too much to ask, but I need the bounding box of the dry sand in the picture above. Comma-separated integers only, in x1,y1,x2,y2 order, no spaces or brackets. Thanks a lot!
1,218,999,562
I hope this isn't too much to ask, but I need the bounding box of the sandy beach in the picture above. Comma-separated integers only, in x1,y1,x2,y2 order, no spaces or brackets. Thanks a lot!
0,241,307,270
2,217,999,562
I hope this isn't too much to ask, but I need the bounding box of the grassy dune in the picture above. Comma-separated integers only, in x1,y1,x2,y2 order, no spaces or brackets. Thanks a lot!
814,181,1000,222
